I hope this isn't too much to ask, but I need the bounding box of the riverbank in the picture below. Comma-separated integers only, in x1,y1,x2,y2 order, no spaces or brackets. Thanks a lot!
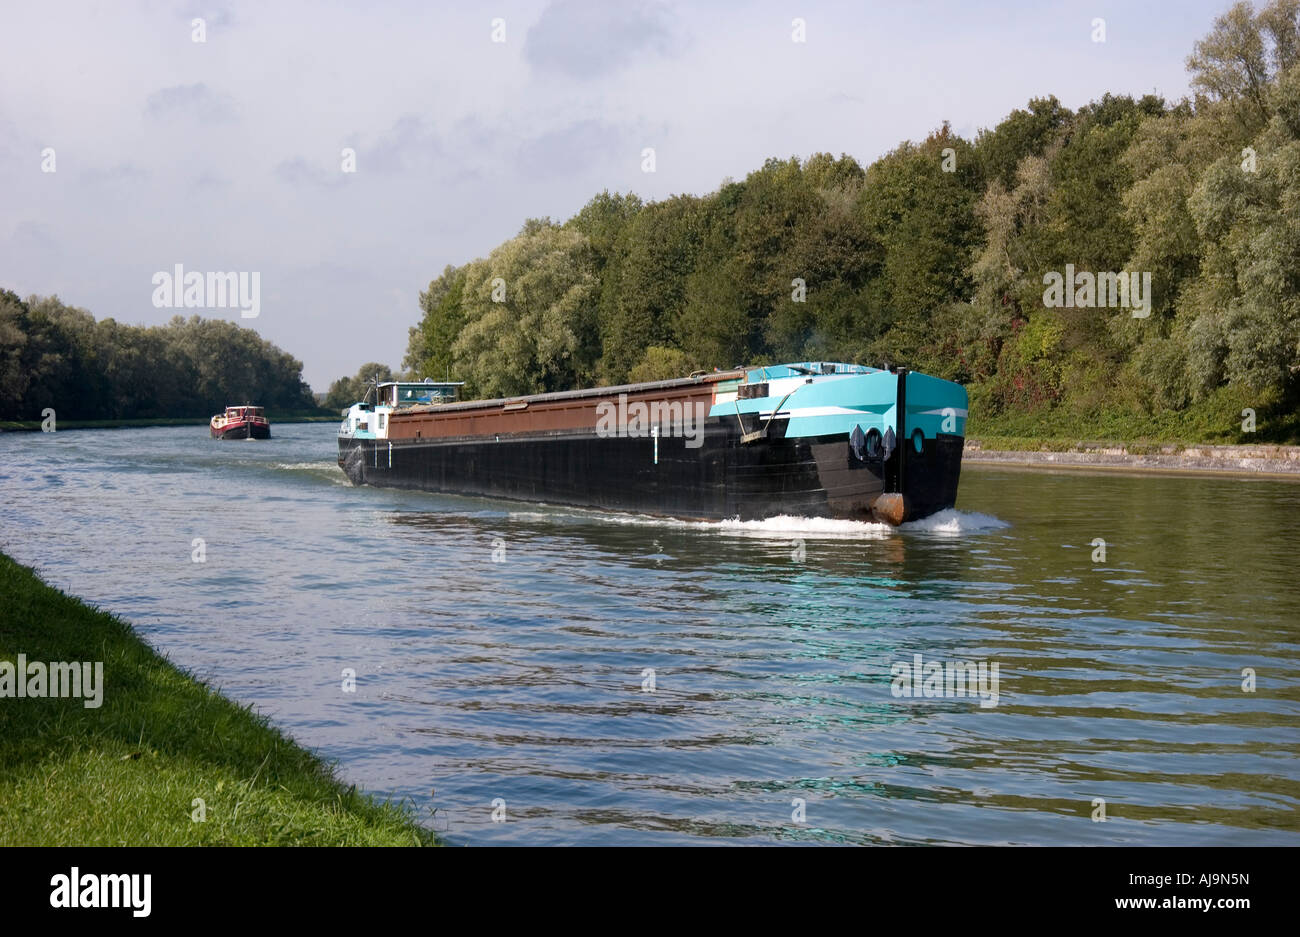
0,412,339,432
0,552,434,845
965,438,1300,477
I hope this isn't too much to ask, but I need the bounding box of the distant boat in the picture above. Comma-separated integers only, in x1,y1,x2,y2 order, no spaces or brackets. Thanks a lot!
210,405,270,440
337,364,967,525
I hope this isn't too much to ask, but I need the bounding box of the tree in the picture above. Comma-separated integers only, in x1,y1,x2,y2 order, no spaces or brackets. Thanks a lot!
450,224,597,397
975,96,1071,189
407,265,467,382
1187,0,1300,132
1183,62,1300,397
323,362,395,410
627,346,694,382
857,126,984,366
0,299,317,420
598,194,705,381
0,290,31,415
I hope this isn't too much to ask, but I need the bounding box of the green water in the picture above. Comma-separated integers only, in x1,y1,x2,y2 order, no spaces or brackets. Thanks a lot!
1,426,1297,844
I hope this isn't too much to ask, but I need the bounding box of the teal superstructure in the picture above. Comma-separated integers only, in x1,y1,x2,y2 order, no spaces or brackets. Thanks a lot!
714,361,967,449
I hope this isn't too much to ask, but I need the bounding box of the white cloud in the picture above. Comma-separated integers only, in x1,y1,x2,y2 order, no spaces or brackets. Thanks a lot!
524,0,678,78
144,83,237,124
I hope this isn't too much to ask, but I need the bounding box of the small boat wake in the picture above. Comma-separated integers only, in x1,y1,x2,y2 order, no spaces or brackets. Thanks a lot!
710,515,892,540
275,461,353,485
709,509,1008,539
509,506,1008,539
901,508,1010,534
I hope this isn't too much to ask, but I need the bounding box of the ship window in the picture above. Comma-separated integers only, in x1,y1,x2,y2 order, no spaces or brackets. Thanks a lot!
912,428,924,453
378,413,386,429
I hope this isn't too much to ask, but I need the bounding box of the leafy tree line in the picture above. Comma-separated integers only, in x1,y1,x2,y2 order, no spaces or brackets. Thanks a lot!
394,1,1296,440
0,290,317,421
322,362,395,411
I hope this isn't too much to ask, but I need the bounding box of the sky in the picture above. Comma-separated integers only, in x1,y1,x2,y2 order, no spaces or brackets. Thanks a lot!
0,0,1235,391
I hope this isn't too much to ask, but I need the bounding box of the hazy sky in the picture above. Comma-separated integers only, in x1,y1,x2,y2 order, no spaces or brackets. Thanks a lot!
1,0,1232,390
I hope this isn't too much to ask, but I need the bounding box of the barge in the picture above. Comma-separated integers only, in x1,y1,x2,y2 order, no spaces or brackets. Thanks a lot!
337,363,967,525
211,405,270,439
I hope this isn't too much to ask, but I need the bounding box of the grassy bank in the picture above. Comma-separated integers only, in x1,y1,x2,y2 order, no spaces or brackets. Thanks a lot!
966,384,1300,450
0,410,339,432
0,553,433,845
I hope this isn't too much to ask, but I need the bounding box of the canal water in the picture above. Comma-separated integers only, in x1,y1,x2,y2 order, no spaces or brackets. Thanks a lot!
1,423,1297,844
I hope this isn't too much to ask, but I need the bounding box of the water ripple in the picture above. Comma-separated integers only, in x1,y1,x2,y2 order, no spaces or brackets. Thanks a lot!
1,424,1297,844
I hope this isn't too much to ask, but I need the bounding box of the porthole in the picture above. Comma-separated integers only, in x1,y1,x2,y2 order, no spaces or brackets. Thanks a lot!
865,428,882,459
912,428,924,454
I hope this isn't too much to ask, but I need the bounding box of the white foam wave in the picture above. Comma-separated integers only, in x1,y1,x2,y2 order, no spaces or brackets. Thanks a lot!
709,515,891,539
521,506,1009,538
902,508,1010,533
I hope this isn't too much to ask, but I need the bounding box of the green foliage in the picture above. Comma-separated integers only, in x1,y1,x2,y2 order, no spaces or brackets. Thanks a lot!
322,362,396,411
1119,102,1226,325
601,194,704,381
972,381,1289,444
627,345,695,383
565,190,644,270
451,222,598,398
1187,0,1300,132
406,265,466,383
1044,94,1157,271
0,292,316,421
857,126,984,366
975,96,1071,188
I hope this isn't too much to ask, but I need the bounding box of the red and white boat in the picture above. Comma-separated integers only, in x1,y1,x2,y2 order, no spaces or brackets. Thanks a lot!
210,405,271,439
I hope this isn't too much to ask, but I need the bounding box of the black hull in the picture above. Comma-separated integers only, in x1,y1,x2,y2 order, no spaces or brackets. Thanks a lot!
213,424,270,440
339,418,961,523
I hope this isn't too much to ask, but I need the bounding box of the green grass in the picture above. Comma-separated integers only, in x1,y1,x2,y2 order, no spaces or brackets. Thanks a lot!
0,553,434,845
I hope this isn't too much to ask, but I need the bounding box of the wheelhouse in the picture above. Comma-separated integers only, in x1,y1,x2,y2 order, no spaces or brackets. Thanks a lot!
377,381,464,408
340,379,463,440
224,405,266,422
